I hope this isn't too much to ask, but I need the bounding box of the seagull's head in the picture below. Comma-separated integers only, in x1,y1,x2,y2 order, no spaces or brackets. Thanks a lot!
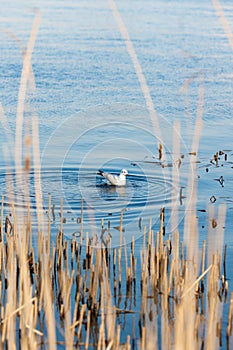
121,169,128,176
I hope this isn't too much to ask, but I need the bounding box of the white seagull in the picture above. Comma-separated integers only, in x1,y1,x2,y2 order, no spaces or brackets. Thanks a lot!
98,168,128,186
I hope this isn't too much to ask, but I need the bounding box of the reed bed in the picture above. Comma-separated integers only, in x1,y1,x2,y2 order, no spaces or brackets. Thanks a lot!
0,199,232,349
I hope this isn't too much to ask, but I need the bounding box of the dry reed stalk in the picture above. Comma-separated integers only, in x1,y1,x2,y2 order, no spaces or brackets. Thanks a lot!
206,255,219,350
118,246,122,292
227,292,233,339
178,297,189,348
87,264,95,301
125,335,130,350
32,115,45,244
38,267,44,312
155,231,159,282
171,121,180,235
41,260,56,348
14,11,40,204
150,230,156,286
1,303,9,344
130,252,134,283
47,194,51,254
119,209,123,248
101,217,104,233
97,320,104,350
173,230,180,294
1,25,36,89
98,281,106,349
51,203,55,222
159,214,163,254
172,72,204,350
201,240,206,286
141,226,146,274
147,219,152,276
77,304,86,340
183,72,203,258
108,0,163,149
161,256,169,350
115,325,121,349
205,205,227,349
62,269,75,349
131,236,134,256
212,0,233,50
144,302,158,349
223,244,227,283
181,264,212,299
216,204,226,264
26,303,37,349
5,238,16,349
27,204,33,254
141,326,146,350
80,198,84,245
71,285,81,330
101,248,116,346
0,195,4,240
139,260,148,327
85,231,89,260
167,258,174,296
85,310,91,350
92,250,100,302
60,198,63,236
191,74,204,155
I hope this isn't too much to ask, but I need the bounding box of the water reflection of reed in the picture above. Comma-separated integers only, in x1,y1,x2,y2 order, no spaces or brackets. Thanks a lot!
0,200,232,349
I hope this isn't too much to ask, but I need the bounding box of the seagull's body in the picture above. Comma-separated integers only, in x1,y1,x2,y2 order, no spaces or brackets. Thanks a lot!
98,169,128,186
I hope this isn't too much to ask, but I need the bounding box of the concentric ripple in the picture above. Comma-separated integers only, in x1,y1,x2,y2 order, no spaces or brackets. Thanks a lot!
0,166,181,246
43,166,180,243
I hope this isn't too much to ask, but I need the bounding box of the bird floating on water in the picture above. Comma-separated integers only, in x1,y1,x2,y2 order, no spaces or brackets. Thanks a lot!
98,169,128,186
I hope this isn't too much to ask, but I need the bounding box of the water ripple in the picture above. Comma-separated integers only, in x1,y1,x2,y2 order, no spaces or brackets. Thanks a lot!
0,166,180,245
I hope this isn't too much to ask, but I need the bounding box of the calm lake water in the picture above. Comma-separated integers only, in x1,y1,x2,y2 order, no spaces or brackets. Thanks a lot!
1,0,233,347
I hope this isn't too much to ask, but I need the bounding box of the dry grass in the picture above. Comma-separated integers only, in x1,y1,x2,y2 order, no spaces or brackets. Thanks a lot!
0,193,232,349
1,5,233,350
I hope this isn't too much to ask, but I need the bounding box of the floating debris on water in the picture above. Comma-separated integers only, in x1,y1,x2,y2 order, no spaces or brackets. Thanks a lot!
159,143,163,160
212,218,218,228
210,195,217,203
